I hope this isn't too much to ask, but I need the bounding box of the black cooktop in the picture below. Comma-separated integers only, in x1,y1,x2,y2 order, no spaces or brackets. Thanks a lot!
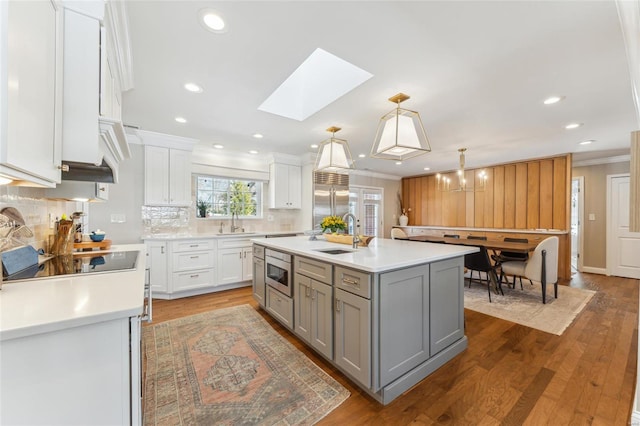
4,251,139,282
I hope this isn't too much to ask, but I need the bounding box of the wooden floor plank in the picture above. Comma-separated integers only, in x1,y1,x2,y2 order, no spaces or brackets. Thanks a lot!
146,272,639,425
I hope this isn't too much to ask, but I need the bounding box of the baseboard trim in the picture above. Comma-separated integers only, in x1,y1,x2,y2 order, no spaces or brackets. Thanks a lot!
581,266,607,275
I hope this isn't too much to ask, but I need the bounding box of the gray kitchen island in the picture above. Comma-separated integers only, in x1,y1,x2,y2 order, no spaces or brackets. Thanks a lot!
252,235,478,405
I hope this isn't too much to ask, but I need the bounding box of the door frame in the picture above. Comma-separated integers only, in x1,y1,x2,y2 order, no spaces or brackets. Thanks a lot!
349,184,384,238
571,176,584,272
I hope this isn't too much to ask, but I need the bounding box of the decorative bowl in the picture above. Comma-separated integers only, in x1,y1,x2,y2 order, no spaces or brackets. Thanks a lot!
90,233,105,242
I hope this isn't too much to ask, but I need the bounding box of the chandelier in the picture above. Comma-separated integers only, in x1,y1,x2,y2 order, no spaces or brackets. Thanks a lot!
314,126,354,172
436,148,488,192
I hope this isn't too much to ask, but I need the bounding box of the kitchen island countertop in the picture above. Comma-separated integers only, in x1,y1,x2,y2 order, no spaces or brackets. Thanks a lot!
252,235,478,273
0,244,146,341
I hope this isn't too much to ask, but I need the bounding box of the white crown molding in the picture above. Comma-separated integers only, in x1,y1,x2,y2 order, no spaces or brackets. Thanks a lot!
348,169,402,181
572,155,630,167
616,0,640,127
105,1,134,91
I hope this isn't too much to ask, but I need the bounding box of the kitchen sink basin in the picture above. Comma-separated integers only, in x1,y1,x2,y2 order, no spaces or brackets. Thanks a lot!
314,248,355,255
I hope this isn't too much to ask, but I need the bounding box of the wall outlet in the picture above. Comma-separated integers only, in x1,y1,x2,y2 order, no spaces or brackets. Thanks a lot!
48,213,55,229
110,214,126,223
588,213,596,221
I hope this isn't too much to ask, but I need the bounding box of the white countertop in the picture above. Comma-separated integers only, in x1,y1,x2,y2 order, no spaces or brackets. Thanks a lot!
252,236,478,273
0,244,147,341
142,231,302,240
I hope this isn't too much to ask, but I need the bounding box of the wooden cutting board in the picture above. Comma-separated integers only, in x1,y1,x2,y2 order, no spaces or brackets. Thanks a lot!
73,240,112,251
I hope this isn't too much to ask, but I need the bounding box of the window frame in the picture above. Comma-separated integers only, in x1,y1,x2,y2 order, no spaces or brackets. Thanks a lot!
195,175,264,220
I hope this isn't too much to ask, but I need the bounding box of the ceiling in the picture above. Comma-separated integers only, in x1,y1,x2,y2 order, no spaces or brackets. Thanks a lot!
122,1,638,177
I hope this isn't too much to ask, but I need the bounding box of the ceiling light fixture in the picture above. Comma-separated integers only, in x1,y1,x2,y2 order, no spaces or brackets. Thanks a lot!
252,133,263,139
543,96,564,105
199,9,227,33
314,126,354,172
213,144,224,149
249,150,258,154
371,93,431,161
310,144,318,149
579,140,594,145
423,167,430,171
436,148,487,192
565,122,582,129
175,117,187,123
184,83,203,93
358,154,366,158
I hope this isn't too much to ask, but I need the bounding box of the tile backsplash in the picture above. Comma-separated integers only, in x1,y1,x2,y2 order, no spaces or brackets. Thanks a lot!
0,186,80,251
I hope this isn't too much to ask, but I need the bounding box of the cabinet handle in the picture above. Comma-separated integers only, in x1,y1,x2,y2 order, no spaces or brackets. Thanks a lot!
190,244,198,248
190,256,199,259
239,252,242,259
190,274,199,278
312,289,316,300
161,246,165,254
335,299,341,312
342,277,359,287
244,252,247,258
305,286,311,297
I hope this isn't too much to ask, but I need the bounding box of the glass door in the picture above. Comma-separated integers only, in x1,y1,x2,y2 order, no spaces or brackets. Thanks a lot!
349,186,383,237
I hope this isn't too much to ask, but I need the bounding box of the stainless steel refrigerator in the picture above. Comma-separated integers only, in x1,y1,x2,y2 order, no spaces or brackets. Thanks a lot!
313,171,350,229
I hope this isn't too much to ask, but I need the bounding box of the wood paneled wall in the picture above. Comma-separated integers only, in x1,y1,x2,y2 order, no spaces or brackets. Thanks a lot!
402,154,571,231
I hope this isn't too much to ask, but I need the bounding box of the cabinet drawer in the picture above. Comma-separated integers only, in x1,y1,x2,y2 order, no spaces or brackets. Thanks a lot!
266,286,294,330
218,238,253,249
253,244,265,259
173,268,215,291
172,251,215,271
335,266,371,299
295,256,332,284
171,239,215,252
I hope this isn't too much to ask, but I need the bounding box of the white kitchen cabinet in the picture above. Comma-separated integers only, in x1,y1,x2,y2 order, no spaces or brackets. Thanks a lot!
218,245,253,286
268,162,301,209
144,145,192,206
170,239,215,292
252,246,266,307
1,316,139,425
0,0,63,187
146,241,168,293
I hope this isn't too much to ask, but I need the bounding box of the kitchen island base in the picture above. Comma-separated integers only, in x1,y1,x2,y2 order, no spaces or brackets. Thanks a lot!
252,236,477,406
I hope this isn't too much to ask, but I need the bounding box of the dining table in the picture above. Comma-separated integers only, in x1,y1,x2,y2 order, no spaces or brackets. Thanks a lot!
402,235,539,293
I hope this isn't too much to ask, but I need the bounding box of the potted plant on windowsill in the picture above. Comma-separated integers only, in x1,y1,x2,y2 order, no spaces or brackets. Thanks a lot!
197,199,210,218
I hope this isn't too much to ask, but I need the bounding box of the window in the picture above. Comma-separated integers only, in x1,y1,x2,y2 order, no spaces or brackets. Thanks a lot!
195,176,262,218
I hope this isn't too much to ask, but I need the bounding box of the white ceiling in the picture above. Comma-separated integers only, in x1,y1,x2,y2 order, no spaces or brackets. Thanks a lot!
122,1,638,177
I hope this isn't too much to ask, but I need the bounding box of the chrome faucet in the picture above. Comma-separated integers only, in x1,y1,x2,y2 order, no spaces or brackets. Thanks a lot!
230,212,241,233
342,213,361,249
219,221,225,234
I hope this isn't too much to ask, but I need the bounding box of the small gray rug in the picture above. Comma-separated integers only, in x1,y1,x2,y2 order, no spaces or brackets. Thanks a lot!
464,279,595,335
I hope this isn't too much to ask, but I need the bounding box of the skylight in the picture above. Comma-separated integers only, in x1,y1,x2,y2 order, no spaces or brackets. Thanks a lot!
258,48,373,121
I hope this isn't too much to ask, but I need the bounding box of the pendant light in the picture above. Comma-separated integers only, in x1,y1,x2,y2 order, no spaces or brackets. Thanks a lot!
314,126,354,172
436,148,488,192
371,93,431,160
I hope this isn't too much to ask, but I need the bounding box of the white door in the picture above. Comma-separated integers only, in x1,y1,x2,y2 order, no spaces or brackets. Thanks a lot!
607,174,640,278
571,177,584,272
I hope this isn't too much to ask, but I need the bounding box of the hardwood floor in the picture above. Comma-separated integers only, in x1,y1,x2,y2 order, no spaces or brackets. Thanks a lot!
147,272,638,425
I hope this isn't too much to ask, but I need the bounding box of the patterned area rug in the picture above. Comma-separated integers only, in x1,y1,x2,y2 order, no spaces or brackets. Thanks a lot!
464,279,595,335
143,305,350,425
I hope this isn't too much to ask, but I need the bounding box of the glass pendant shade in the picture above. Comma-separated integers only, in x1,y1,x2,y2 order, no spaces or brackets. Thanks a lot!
314,127,353,172
371,93,431,161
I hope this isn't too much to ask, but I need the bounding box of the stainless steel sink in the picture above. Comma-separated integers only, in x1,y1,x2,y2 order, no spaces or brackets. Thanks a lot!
314,248,355,255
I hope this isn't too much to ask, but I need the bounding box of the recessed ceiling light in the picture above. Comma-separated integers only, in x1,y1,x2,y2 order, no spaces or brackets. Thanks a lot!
310,144,318,149
358,154,366,158
184,83,203,93
175,117,187,123
249,150,258,154
565,123,582,129
252,133,263,139
543,96,564,105
395,161,402,165
579,140,594,145
423,167,430,171
199,9,227,33
213,144,224,149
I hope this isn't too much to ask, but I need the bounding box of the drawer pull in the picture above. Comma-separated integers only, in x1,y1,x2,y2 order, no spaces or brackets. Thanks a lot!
190,256,199,259
342,277,360,287
190,274,199,278
335,299,341,312
190,244,199,247
311,289,316,300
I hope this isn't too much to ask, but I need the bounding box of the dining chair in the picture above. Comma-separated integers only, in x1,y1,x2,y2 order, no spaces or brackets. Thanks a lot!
500,236,559,304
464,246,498,302
494,237,532,289
391,228,408,240
466,235,487,282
